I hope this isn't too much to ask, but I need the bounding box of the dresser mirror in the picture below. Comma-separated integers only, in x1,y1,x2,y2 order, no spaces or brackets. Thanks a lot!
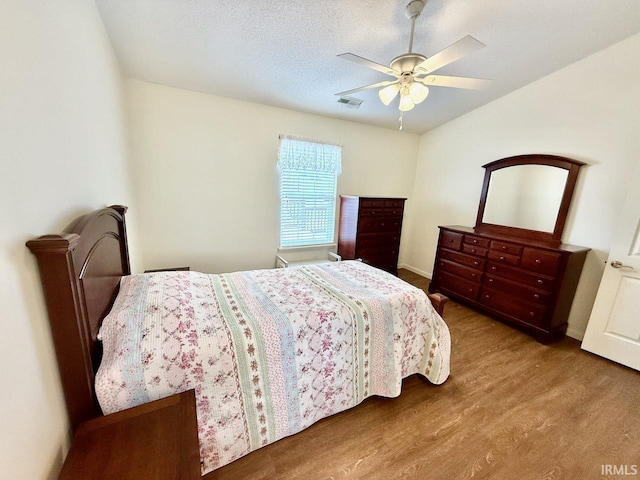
475,154,585,244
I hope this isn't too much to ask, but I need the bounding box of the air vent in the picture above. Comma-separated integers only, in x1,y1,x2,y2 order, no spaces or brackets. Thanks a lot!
337,96,363,109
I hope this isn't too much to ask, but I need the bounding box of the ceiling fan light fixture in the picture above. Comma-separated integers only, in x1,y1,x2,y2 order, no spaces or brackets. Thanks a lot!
409,82,429,104
378,83,400,106
399,91,415,111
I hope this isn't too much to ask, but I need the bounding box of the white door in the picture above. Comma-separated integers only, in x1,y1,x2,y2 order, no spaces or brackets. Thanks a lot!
581,162,640,371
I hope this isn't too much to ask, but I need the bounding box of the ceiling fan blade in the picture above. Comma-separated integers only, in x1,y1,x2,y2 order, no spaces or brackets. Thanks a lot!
415,36,485,75
335,80,398,97
420,75,492,90
337,53,400,77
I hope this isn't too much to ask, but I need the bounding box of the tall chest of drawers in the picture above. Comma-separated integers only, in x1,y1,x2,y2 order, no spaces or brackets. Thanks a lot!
429,225,589,340
338,196,406,274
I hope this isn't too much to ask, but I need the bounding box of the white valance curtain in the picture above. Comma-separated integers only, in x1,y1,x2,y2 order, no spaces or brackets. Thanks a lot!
277,135,342,174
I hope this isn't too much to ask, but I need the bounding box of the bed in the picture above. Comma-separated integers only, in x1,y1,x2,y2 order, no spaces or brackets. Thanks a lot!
27,205,451,476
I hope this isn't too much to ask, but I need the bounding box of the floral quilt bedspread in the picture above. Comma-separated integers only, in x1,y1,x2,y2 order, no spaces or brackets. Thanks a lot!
96,260,450,474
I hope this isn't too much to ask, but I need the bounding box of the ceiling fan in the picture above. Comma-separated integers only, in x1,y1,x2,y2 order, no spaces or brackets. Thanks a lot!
336,0,490,115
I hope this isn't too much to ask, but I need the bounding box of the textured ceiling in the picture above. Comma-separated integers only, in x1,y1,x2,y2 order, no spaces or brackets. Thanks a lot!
95,0,640,134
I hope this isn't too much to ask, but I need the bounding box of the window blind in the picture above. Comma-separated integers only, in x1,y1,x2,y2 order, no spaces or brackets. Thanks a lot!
278,136,342,248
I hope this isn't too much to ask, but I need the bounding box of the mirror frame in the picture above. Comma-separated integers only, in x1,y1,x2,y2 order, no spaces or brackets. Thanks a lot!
475,154,586,244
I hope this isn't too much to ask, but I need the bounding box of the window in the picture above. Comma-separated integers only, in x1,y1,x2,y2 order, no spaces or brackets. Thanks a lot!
277,136,342,248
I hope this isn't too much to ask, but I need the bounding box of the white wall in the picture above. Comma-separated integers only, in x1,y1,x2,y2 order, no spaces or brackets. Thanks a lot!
403,33,640,339
0,1,137,478
126,80,420,273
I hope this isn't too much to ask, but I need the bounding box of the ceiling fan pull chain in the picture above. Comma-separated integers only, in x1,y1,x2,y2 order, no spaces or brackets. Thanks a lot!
399,112,404,130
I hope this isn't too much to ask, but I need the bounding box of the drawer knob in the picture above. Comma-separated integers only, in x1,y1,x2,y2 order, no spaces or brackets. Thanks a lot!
502,246,507,251
535,259,542,264
529,312,535,317
471,273,476,278
473,239,478,244
468,288,473,293
533,293,540,299
471,249,476,253
485,294,490,299
474,261,479,266
537,279,544,285
488,279,493,283
448,239,454,243
491,266,497,271
499,256,505,261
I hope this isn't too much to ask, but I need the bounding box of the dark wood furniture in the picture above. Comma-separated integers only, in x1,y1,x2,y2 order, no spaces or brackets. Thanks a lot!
27,206,131,431
429,154,589,341
338,195,406,274
430,225,588,340
144,266,190,273
58,390,200,480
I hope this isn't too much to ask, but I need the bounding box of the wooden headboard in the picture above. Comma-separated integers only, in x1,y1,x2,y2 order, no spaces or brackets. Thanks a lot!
27,205,130,432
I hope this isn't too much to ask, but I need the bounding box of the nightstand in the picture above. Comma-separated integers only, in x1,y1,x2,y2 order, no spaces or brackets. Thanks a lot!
58,390,200,480
144,266,190,273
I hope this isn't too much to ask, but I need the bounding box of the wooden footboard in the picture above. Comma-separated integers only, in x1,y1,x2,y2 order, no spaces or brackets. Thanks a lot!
428,293,449,316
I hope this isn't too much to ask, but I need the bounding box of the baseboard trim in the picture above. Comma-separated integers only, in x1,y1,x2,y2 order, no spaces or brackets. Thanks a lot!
566,326,585,341
398,263,432,279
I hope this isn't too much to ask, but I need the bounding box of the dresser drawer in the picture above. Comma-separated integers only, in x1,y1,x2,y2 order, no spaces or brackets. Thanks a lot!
464,235,490,249
488,250,520,267
437,271,480,301
356,233,400,249
358,217,402,233
483,275,550,306
438,259,483,283
440,230,463,251
360,252,398,273
360,207,385,217
378,217,402,232
490,240,523,256
486,262,555,292
385,206,404,217
384,199,405,209
462,244,488,257
360,199,385,209
440,249,485,270
521,248,562,276
480,288,547,328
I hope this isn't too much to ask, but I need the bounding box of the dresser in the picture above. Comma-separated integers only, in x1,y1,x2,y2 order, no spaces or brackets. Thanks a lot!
338,195,406,274
429,225,589,341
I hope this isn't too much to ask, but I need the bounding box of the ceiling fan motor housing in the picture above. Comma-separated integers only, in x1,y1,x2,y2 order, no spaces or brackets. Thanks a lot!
405,0,426,19
390,53,427,74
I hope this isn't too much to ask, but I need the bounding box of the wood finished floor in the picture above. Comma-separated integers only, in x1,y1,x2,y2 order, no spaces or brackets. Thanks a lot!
206,269,640,480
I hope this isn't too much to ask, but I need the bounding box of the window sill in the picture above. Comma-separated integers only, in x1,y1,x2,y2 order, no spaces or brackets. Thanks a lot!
277,244,337,253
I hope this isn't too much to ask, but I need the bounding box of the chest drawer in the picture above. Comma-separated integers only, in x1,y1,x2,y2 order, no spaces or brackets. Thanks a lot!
440,230,463,251
487,262,555,292
490,240,523,256
437,271,481,301
360,199,385,209
440,249,485,270
521,248,562,276
356,233,400,249
488,250,520,267
358,216,402,233
483,275,550,306
480,287,547,328
438,259,483,283
384,199,405,209
464,235,490,249
462,244,488,257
